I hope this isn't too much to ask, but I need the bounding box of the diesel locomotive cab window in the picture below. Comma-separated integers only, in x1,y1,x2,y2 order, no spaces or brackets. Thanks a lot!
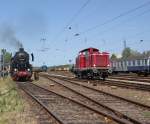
93,49,98,52
85,51,88,55
82,52,86,55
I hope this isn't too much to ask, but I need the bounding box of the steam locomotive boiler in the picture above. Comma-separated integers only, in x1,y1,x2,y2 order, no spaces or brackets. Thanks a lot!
10,48,34,81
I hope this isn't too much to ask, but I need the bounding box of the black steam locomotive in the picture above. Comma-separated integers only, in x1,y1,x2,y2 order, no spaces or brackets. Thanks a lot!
10,48,34,81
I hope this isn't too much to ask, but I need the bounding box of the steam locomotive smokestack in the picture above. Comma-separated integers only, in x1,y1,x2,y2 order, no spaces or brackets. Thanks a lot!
19,48,24,52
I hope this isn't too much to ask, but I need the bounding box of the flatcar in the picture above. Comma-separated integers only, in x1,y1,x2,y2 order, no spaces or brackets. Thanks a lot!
72,47,110,80
10,48,34,81
111,56,150,76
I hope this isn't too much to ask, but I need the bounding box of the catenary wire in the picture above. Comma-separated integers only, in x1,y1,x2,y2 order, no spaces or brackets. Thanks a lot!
78,1,150,35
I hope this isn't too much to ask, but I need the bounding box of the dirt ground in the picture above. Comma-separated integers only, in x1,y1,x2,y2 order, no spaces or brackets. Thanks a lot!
33,77,118,124
48,71,75,77
45,71,150,106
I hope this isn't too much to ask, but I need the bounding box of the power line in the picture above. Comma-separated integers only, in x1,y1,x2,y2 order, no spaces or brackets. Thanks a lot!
54,0,91,40
64,0,91,29
128,29,150,39
69,7,150,44
91,8,150,39
79,1,150,35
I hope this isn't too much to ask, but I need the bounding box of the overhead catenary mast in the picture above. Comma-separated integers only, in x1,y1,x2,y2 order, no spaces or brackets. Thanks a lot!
123,40,127,49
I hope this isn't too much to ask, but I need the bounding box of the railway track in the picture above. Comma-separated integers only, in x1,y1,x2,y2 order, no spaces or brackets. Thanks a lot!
105,79,150,91
45,72,150,91
41,74,150,124
19,88,60,124
109,75,150,83
18,82,64,124
18,82,130,124
110,74,150,79
71,76,150,91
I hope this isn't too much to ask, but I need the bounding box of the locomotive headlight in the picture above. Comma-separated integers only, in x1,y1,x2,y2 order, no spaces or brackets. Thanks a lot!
14,68,17,71
93,64,96,67
27,68,30,71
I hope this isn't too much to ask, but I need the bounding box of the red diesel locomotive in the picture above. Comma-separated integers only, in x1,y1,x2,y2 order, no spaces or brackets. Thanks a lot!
73,47,110,80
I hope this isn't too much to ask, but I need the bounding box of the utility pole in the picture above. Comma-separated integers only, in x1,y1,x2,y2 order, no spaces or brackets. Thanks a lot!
1,49,6,78
69,59,72,71
123,40,127,49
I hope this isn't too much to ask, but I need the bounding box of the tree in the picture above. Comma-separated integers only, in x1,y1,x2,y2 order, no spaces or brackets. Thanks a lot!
4,52,12,63
131,50,141,57
122,47,142,59
142,51,150,57
110,54,117,60
122,47,132,59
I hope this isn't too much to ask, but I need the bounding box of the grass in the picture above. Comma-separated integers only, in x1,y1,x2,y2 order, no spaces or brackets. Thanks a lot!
143,111,150,118
0,77,24,124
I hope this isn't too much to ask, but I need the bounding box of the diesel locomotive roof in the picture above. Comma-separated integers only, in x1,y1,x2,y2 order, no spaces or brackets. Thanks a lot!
79,47,99,53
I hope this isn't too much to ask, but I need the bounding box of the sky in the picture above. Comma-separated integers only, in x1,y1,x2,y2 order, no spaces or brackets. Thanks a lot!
0,0,150,66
